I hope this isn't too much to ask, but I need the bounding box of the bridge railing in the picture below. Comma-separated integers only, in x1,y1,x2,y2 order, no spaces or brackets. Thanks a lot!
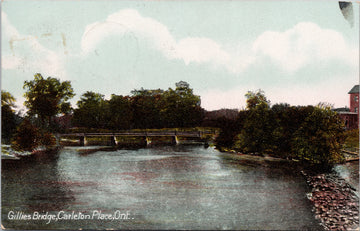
342,147,359,155
59,130,211,138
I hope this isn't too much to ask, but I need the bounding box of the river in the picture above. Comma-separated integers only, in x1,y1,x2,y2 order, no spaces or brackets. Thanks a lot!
1,145,333,230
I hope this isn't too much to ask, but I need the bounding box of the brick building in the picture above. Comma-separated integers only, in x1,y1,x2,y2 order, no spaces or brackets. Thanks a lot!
336,85,359,130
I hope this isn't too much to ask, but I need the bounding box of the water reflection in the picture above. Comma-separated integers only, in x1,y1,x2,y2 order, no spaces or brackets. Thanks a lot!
2,145,323,230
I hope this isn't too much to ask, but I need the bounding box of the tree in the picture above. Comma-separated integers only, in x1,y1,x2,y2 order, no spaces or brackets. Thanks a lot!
131,89,163,129
245,89,270,110
215,111,247,151
1,91,20,143
23,73,74,129
1,90,16,108
107,94,133,130
159,81,203,128
291,104,345,168
11,118,39,151
72,91,107,128
233,90,274,154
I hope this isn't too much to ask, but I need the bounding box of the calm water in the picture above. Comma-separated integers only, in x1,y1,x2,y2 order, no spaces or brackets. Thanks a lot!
2,145,323,230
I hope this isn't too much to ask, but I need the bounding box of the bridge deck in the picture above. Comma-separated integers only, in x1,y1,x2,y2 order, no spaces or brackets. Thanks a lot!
59,131,210,138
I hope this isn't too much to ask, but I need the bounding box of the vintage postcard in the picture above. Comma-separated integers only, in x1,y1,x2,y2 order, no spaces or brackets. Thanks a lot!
1,1,359,230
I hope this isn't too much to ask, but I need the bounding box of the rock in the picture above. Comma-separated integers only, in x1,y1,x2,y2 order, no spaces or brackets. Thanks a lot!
303,172,359,231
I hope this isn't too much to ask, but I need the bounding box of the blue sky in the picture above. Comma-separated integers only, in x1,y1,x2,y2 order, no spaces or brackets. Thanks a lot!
2,0,359,112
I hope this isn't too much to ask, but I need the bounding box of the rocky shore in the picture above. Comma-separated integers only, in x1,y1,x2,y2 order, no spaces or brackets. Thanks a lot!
302,171,359,230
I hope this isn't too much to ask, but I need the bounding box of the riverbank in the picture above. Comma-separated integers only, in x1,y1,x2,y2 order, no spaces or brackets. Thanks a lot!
301,171,359,231
221,151,359,230
1,144,60,161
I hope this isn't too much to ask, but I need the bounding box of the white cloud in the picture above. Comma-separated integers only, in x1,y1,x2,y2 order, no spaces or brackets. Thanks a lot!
81,9,176,55
1,13,66,78
81,10,357,75
81,9,249,74
253,22,357,72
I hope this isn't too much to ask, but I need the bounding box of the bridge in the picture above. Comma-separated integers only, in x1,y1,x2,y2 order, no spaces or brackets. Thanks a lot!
58,130,212,146
341,147,359,162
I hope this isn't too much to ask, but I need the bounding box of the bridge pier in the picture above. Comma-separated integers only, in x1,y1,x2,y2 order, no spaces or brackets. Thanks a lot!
79,136,87,146
110,136,117,146
145,136,152,146
172,136,179,145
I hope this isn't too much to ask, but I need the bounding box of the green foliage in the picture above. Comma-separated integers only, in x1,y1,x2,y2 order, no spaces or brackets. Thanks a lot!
233,90,273,154
11,119,39,151
23,73,75,127
131,90,162,128
344,129,359,148
11,118,57,151
234,107,275,154
39,132,56,147
1,91,21,143
1,90,16,108
107,95,133,129
159,83,203,128
216,90,346,168
215,118,240,151
290,105,345,167
72,81,204,129
72,91,107,128
245,89,270,110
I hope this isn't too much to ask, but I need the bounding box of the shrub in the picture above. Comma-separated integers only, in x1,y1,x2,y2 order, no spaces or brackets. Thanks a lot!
39,132,56,147
290,105,345,168
11,119,39,151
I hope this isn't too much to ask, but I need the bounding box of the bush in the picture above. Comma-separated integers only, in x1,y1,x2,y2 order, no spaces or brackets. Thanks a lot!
290,106,345,167
39,132,56,147
11,119,39,151
344,128,359,148
216,100,346,168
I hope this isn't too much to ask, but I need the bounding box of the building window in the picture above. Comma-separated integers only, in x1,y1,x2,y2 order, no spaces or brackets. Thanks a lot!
355,95,359,102
355,107,358,113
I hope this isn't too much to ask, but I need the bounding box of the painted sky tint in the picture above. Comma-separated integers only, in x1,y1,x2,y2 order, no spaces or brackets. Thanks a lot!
1,1,359,112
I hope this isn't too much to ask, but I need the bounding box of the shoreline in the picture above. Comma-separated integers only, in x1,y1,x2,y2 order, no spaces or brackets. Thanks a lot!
221,151,359,230
301,171,359,231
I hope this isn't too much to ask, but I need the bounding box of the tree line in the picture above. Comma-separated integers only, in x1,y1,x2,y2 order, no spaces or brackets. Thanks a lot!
1,73,349,169
1,74,204,150
72,81,204,130
215,90,346,169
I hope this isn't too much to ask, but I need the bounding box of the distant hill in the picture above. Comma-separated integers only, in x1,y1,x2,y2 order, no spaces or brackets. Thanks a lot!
204,109,239,120
202,109,239,127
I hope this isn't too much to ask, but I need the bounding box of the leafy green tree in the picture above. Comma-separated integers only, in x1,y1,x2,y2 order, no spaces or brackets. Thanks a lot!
245,89,270,110
291,104,345,168
72,82,204,130
2,90,16,108
11,118,39,151
130,88,163,129
23,73,74,128
72,91,107,128
1,91,20,143
107,94,133,130
160,81,204,128
215,111,247,151
234,90,274,154
270,103,296,158
216,90,346,168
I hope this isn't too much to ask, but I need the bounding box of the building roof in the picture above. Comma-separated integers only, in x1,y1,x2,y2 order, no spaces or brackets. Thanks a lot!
348,85,359,94
333,107,349,112
337,111,358,115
